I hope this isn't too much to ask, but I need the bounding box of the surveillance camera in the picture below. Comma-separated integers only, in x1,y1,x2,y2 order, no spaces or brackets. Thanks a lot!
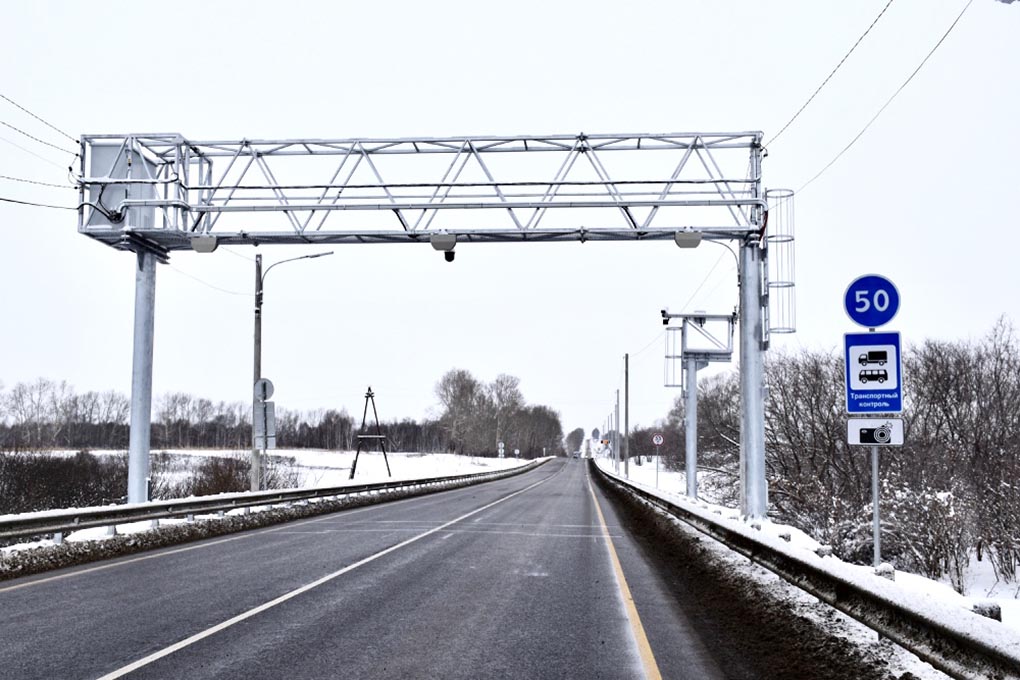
444,251,455,263
662,318,669,326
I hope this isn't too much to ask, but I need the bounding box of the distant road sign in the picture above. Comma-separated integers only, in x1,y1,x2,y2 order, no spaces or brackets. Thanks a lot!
845,331,902,413
847,418,904,446
845,275,899,328
254,378,274,401
652,433,664,446
253,401,276,449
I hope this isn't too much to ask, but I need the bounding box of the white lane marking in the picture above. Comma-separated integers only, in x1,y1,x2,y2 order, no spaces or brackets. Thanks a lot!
276,528,619,539
95,472,557,680
0,466,553,595
0,498,404,595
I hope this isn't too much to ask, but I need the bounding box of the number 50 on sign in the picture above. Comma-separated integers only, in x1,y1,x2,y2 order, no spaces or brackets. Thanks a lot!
844,275,900,328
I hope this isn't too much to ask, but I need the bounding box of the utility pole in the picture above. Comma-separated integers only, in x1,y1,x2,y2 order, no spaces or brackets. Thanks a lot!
252,254,263,492
251,251,333,491
623,353,629,477
615,390,621,474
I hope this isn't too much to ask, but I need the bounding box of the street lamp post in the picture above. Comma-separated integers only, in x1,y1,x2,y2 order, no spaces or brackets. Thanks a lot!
252,251,333,491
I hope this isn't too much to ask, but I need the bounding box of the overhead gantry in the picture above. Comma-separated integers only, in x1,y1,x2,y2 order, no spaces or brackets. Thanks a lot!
76,131,793,519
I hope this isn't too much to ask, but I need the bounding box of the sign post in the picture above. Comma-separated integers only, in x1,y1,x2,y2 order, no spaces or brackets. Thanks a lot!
652,432,664,488
252,378,276,491
843,274,903,569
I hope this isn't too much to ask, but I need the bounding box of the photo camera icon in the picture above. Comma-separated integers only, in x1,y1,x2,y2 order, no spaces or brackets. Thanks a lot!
859,423,893,445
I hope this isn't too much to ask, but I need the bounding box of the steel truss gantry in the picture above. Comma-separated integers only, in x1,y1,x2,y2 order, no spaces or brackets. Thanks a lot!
76,130,779,519
77,131,765,249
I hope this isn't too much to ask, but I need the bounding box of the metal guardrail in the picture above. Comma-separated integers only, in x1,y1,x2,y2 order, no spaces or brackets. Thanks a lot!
592,461,1020,680
0,459,545,543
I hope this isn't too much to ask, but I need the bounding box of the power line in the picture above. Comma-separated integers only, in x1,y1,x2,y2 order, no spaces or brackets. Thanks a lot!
0,120,77,156
798,0,973,193
0,196,75,210
165,265,250,297
0,174,74,189
631,330,665,359
220,246,257,263
768,0,896,147
678,250,727,312
0,93,78,145
0,134,69,170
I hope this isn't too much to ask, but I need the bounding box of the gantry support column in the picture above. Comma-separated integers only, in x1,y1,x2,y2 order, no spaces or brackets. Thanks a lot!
127,250,157,503
739,238,767,519
685,355,699,499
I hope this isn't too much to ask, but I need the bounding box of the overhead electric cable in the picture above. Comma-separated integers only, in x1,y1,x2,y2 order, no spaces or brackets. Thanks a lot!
0,120,77,156
0,196,75,210
0,174,74,188
219,246,257,262
798,0,973,192
166,265,252,297
0,134,68,170
678,251,727,312
631,330,665,359
768,0,896,147
0,93,78,145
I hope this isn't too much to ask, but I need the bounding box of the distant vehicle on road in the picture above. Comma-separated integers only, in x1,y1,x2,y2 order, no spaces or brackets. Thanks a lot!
858,351,888,366
859,369,888,384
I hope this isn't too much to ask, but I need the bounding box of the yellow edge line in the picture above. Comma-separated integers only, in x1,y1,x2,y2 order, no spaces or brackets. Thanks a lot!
587,475,663,680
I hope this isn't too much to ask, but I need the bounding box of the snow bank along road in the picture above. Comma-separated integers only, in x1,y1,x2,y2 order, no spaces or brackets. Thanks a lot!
1,459,901,679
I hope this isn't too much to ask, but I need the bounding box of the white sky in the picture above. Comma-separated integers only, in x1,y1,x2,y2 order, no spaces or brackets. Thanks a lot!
1,0,1016,439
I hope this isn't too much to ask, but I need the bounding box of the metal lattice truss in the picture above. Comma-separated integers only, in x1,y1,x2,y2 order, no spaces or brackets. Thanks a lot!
77,131,765,252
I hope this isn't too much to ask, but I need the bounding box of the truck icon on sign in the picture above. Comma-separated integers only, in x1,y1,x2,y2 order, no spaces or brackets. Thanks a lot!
858,351,888,366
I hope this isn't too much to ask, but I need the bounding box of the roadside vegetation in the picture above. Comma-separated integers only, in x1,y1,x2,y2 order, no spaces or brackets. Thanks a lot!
0,368,563,514
609,318,1020,592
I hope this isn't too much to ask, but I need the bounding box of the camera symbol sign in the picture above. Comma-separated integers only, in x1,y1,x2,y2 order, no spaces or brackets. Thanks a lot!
847,418,903,446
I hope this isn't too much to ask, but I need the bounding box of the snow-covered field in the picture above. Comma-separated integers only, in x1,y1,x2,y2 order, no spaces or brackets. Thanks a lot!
596,453,1020,636
164,447,526,488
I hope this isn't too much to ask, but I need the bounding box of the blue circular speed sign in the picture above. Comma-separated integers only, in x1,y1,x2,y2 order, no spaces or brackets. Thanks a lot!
844,274,899,327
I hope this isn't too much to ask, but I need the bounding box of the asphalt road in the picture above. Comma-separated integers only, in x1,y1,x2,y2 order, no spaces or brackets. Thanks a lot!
0,458,860,679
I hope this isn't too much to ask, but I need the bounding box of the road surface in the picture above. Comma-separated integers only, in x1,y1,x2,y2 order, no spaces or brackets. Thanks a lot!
0,459,888,679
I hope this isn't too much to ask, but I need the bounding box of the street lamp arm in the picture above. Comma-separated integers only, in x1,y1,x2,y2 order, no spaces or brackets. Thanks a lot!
262,251,334,283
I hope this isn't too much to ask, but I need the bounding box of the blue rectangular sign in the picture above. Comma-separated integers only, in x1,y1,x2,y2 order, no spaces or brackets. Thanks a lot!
845,331,902,414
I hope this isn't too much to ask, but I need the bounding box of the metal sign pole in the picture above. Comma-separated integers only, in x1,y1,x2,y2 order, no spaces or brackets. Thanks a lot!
872,445,881,567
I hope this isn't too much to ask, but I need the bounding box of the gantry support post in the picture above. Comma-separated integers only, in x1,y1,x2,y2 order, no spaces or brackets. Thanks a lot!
685,354,699,499
127,250,157,503
739,237,767,519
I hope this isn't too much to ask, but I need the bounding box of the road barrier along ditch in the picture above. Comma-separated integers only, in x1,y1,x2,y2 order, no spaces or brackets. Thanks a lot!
591,460,1020,680
0,459,547,545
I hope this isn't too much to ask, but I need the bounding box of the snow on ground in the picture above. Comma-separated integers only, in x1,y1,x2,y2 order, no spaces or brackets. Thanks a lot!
595,452,1020,656
0,450,529,556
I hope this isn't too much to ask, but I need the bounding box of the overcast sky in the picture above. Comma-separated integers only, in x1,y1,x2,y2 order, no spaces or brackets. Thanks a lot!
1,0,1017,442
